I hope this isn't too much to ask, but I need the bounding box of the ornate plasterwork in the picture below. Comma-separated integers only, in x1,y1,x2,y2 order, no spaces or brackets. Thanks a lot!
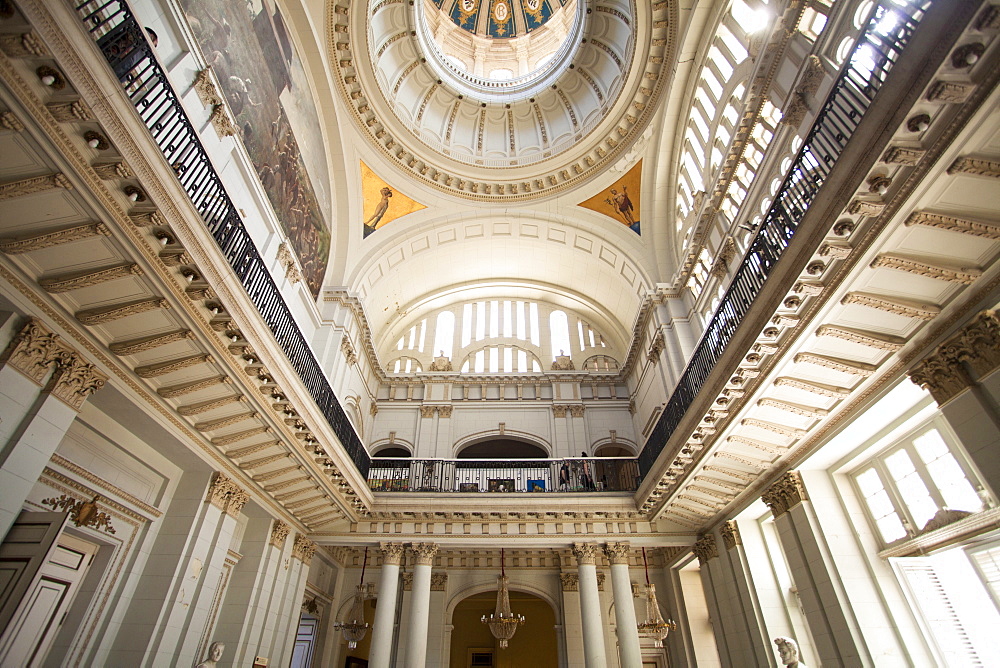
794,352,876,376
91,160,132,180
909,310,1000,404
571,542,600,565
329,0,678,201
430,572,448,591
841,293,940,320
780,55,826,126
45,99,91,122
1,110,24,132
815,325,904,351
134,353,213,378
39,264,141,293
379,541,406,565
904,211,1000,239
270,520,291,548
276,242,302,285
692,534,717,564
560,572,579,591
773,377,850,397
0,172,72,201
0,221,109,254
41,493,116,533
883,146,926,165
206,472,251,516
947,157,1000,177
410,542,439,565
720,521,741,550
603,542,631,565
46,355,107,409
870,254,981,284
761,471,808,517
292,535,318,564
76,297,171,325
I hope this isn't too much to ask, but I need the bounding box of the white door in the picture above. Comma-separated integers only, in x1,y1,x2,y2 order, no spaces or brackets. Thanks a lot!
0,532,99,666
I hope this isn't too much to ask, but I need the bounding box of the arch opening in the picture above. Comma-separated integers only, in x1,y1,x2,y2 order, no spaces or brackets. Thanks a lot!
449,589,557,667
457,438,548,459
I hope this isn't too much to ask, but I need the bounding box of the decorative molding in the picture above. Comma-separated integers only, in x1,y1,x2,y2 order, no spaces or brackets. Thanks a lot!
560,572,579,591
946,157,1000,178
871,254,981,284
1,110,24,132
340,336,357,366
773,377,850,397
0,173,72,201
226,442,278,459
430,572,448,591
847,200,884,216
208,103,237,138
603,542,631,565
134,353,213,379
46,354,107,410
0,318,64,383
205,472,250,516
926,80,975,102
91,160,132,180
192,67,223,106
904,211,1000,239
177,395,244,416
727,434,784,454
692,534,717,563
39,264,141,293
128,211,164,227
196,412,258,431
0,221,109,254
210,425,269,446
841,293,940,320
569,404,585,418
720,521,741,550
419,405,436,418
45,100,92,122
909,310,1000,404
741,418,805,437
428,352,453,372
883,146,926,165
552,404,568,418
276,242,302,284
437,405,453,418
41,494,116,534
648,331,665,363
401,572,413,590
793,352,876,376
0,31,49,57
571,542,601,565
76,298,171,325
815,325,904,350
410,542,439,565
270,520,290,548
761,471,809,517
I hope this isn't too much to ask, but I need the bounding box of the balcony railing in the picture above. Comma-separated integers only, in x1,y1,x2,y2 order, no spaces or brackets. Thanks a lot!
638,0,931,478
73,0,371,477
368,457,639,494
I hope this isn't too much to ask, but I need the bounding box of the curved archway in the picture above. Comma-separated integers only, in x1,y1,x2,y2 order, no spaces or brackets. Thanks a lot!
449,589,558,667
457,438,548,459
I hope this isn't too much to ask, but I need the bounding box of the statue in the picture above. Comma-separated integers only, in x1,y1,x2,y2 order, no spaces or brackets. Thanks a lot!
196,641,225,668
774,636,807,668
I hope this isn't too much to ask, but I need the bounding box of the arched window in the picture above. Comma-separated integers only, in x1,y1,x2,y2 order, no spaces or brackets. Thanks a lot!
434,311,455,359
549,310,571,359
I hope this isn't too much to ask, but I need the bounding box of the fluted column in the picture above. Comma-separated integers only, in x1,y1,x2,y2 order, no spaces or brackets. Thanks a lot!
404,542,439,668
369,542,405,668
605,543,641,668
573,543,608,668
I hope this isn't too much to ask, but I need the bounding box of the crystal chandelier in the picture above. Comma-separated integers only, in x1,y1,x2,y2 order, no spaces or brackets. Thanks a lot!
481,548,525,648
637,547,677,648
334,547,371,649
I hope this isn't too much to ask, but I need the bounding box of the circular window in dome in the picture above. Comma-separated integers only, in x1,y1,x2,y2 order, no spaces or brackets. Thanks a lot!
417,0,584,102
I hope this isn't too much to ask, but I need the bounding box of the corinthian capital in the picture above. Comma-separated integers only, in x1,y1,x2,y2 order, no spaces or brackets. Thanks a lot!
572,542,601,565
410,542,439,565
761,471,809,517
603,542,631,565
379,541,405,565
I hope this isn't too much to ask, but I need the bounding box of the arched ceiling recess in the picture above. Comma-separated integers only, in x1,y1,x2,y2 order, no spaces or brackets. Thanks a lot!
346,212,653,350
327,0,679,201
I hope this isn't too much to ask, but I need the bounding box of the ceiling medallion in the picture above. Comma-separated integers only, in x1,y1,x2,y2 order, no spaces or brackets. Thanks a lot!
330,0,678,201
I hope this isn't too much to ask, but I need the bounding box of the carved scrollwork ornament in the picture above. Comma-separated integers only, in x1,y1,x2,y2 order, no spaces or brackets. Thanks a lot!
42,494,116,534
572,542,601,565
761,471,809,517
379,541,406,565
692,534,718,564
603,542,631,565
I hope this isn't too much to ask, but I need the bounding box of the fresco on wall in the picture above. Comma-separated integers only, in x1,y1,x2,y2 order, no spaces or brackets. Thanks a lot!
577,160,642,235
180,0,331,297
361,162,427,238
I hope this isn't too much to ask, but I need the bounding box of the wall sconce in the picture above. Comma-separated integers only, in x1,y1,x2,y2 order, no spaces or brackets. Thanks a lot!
123,185,145,202
36,66,65,89
906,114,930,133
84,131,109,150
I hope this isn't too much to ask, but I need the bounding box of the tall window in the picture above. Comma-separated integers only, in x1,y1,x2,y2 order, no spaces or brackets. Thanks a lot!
853,421,984,544
549,310,571,358
434,311,455,358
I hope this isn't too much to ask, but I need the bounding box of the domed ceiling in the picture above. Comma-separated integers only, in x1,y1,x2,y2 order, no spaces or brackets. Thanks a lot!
328,0,678,202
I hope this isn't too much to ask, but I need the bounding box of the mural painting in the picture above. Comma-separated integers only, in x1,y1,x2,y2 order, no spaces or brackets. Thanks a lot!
361,162,427,238
180,0,331,297
577,160,642,235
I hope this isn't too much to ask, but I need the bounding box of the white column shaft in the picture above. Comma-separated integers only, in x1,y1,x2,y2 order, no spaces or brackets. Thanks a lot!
369,563,400,668
578,563,607,668
405,562,433,668
610,563,641,668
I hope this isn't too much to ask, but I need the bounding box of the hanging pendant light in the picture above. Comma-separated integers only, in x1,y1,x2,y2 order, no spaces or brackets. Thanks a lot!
334,547,371,649
481,548,525,648
637,547,676,648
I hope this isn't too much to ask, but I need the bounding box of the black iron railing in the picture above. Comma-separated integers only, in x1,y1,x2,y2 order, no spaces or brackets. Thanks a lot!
368,457,640,493
638,0,930,478
73,0,371,477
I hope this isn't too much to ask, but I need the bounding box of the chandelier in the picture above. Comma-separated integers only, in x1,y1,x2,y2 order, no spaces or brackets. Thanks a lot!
334,547,371,649
481,548,525,648
636,547,677,648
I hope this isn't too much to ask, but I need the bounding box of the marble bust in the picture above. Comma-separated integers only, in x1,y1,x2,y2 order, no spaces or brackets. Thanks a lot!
195,641,225,668
774,636,807,668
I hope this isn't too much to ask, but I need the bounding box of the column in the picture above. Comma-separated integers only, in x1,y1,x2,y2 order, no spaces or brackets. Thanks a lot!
604,543,641,668
369,542,404,668
909,309,1000,492
271,535,317,666
404,542,439,668
761,472,869,666
692,534,734,665
0,318,107,537
572,543,608,668
715,522,773,666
